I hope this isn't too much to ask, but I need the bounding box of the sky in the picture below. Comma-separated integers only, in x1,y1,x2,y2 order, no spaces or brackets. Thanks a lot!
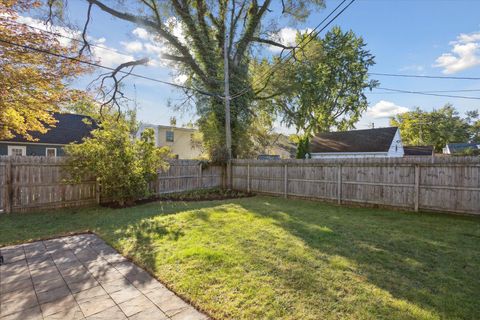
18,0,480,132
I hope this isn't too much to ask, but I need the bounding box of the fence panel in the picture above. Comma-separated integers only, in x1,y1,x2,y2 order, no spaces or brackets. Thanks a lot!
0,157,223,213
232,157,480,215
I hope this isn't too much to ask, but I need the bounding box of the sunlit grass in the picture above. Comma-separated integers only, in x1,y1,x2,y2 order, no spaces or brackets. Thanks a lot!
1,196,479,319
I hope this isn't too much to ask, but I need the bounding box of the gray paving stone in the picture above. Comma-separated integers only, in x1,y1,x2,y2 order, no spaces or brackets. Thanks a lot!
0,295,38,317
42,308,85,320
0,305,43,320
40,295,80,317
84,306,126,320
32,277,66,293
77,295,116,318
1,287,37,304
128,306,168,320
117,295,156,317
0,277,33,294
100,278,132,294
67,276,100,294
0,268,30,283
0,259,28,272
156,295,191,318
73,286,108,304
1,234,208,320
36,285,71,304
109,285,142,304
28,257,55,270
170,307,209,320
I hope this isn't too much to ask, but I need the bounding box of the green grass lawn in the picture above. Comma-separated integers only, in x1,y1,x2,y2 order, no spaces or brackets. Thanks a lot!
1,196,479,320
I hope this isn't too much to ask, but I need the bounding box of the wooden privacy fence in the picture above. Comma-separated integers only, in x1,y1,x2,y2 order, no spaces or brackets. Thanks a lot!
232,157,480,215
0,157,223,213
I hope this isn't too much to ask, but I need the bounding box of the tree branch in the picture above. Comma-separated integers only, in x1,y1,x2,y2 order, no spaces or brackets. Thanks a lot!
251,36,295,50
86,0,210,84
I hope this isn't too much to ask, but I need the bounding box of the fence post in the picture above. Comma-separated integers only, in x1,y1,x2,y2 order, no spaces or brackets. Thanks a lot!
414,165,420,212
247,163,250,193
95,179,100,205
5,161,12,213
337,164,342,204
198,163,203,189
284,164,288,198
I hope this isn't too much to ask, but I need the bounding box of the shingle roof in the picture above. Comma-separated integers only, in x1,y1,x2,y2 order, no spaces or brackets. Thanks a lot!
1,113,96,145
446,143,480,153
310,127,398,153
403,145,434,156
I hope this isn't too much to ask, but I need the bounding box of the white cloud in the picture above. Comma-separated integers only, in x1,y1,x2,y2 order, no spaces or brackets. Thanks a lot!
268,27,312,52
132,27,150,40
366,101,409,119
91,45,134,68
434,30,480,74
121,41,143,53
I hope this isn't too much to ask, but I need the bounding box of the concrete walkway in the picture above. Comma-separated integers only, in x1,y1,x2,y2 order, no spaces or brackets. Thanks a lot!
0,234,208,320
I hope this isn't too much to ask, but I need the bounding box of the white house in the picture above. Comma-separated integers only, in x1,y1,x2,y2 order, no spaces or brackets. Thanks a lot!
309,127,404,159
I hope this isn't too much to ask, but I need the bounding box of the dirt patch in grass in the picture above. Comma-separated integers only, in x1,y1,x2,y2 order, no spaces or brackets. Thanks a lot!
102,188,254,208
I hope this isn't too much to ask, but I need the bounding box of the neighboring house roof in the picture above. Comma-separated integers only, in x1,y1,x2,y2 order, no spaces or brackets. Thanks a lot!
446,142,480,154
257,154,281,160
403,145,434,156
1,113,96,145
310,127,398,153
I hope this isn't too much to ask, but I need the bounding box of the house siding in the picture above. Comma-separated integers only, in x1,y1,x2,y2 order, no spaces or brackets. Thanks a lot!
0,143,65,156
137,123,203,159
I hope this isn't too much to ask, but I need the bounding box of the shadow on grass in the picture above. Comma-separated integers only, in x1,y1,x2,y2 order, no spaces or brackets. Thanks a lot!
237,197,480,319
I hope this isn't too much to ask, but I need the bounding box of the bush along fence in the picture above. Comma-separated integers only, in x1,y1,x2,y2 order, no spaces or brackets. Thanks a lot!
0,156,223,213
231,157,480,215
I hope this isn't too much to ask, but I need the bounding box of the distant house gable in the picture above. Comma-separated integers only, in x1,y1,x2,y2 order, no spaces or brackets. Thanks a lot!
310,127,403,158
3,113,96,145
0,113,96,156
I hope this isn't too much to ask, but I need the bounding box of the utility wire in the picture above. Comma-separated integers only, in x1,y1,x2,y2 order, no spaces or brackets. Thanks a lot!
1,18,137,59
230,0,355,100
377,87,480,100
0,38,223,98
368,88,480,94
369,72,480,80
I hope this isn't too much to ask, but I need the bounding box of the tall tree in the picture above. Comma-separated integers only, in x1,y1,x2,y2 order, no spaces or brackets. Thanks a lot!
253,27,377,157
0,0,89,140
46,0,326,161
390,104,472,152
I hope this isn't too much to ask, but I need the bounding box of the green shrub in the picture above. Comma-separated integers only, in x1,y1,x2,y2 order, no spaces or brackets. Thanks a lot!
65,117,170,206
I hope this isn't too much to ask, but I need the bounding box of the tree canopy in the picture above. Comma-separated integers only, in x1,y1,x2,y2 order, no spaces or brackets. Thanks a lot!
252,27,377,157
0,0,89,140
390,104,478,152
45,0,326,161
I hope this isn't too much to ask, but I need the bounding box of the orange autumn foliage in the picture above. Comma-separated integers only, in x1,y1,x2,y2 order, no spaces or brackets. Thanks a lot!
0,0,90,140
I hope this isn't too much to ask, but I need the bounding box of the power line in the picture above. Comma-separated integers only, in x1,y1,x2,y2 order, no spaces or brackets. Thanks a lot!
0,38,223,98
368,88,480,94
376,87,480,100
1,18,136,59
230,0,356,100
369,72,480,80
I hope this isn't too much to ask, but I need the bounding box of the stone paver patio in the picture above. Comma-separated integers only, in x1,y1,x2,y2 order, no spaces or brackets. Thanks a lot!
0,234,208,320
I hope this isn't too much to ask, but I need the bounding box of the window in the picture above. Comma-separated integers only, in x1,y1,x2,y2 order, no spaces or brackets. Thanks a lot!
46,148,57,157
166,130,174,142
7,146,26,156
